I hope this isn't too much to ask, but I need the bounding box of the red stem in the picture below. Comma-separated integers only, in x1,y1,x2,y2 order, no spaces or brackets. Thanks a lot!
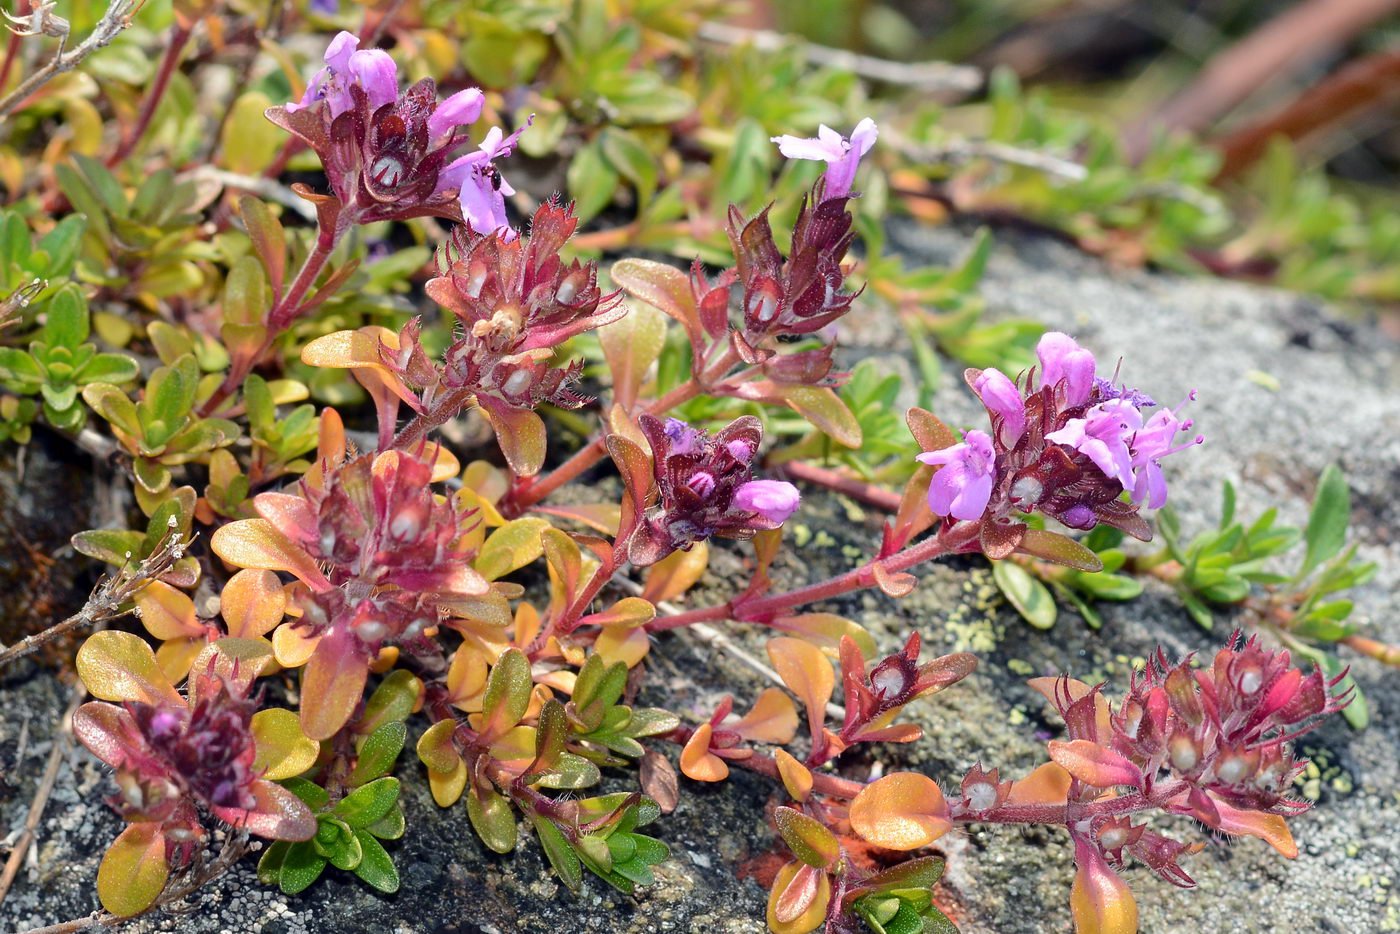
781,460,901,512
199,220,344,416
106,24,192,167
647,520,979,631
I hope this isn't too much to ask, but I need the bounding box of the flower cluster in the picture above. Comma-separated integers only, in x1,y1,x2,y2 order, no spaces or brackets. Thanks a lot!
1029,633,1350,932
270,31,526,230
919,330,1202,545
627,415,801,566
73,635,316,866
215,446,483,738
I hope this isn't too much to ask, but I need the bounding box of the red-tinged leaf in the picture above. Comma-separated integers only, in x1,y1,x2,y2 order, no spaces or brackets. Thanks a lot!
849,772,951,850
872,564,917,597
1048,740,1145,789
907,407,957,452
773,862,825,925
767,861,830,934
76,631,183,707
211,518,331,592
477,648,532,742
212,778,317,841
598,299,667,412
97,822,169,917
1017,528,1104,572
605,433,653,514
767,638,835,743
610,258,701,344
72,702,147,769
542,527,583,601
774,807,840,869
679,723,728,781
640,749,680,813
480,399,546,477
854,723,924,744
416,719,462,774
980,519,1027,560
299,625,370,740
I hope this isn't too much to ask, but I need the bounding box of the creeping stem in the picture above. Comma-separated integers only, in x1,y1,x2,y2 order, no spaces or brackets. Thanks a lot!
646,520,981,631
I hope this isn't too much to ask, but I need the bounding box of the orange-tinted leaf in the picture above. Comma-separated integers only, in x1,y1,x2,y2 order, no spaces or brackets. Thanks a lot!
1006,762,1073,806
445,647,488,710
849,772,951,850
1027,676,1112,743
769,614,877,658
133,580,199,640
775,749,813,802
641,540,709,604
767,638,834,742
610,258,700,341
580,596,655,629
76,631,182,707
299,626,369,740
777,385,861,447
594,625,651,668
906,407,957,452
476,517,550,581
154,636,206,684
97,822,169,916
1207,795,1298,858
211,518,330,591
872,564,917,598
481,403,546,477
679,723,728,781
220,568,287,638
416,719,462,775
428,758,468,807
727,687,799,745
766,861,830,934
272,623,321,668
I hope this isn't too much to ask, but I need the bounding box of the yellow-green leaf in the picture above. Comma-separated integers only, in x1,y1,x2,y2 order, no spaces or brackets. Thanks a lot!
251,708,319,781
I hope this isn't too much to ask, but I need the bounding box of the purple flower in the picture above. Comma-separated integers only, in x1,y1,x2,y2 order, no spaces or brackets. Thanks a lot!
438,122,532,239
287,31,398,119
733,480,801,524
771,118,879,199
309,0,339,14
916,430,996,521
1036,331,1096,406
428,88,485,147
973,368,1026,446
1125,394,1203,508
1045,398,1142,485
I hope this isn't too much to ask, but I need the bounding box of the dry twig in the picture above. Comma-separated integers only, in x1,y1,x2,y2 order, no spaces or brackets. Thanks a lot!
0,0,143,119
0,524,188,669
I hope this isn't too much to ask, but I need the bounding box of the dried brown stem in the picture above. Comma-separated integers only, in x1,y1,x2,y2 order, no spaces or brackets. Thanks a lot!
0,527,187,669
0,0,142,120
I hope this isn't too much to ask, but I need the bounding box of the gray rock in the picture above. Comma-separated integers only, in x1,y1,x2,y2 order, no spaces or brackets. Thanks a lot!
2,224,1397,933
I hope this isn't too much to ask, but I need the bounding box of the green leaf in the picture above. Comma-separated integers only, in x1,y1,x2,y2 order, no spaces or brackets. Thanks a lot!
281,776,331,811
42,284,89,348
74,353,140,385
566,138,620,224
359,669,422,732
347,721,406,787
774,806,839,869
1299,465,1350,579
536,752,602,789
333,777,401,829
599,128,657,208
480,647,533,737
992,560,1057,629
466,784,517,854
530,814,583,891
276,840,328,895
351,830,399,893
365,803,406,841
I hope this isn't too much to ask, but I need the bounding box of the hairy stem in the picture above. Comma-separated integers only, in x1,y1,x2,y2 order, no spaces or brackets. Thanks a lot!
199,220,344,417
